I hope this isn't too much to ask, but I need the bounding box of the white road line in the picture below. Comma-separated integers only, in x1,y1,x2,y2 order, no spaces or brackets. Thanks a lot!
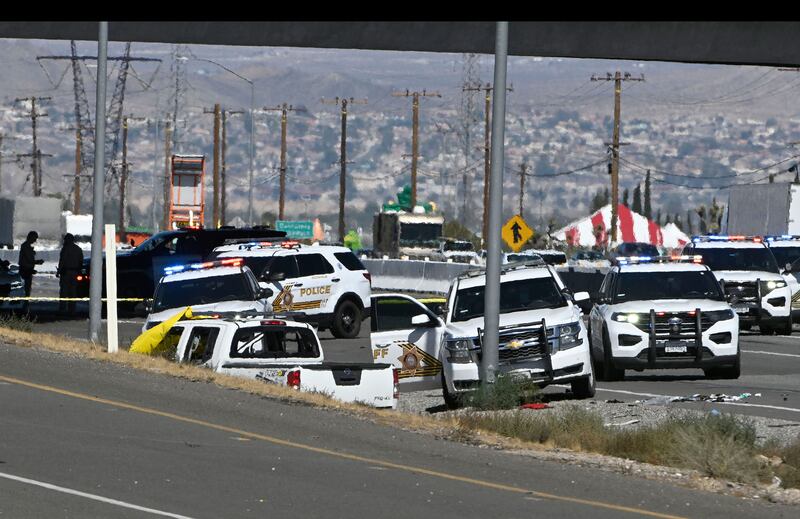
0,471,196,519
742,349,800,358
591,387,800,414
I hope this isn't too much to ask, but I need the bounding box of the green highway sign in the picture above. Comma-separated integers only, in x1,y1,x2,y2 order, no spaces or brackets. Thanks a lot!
276,220,314,239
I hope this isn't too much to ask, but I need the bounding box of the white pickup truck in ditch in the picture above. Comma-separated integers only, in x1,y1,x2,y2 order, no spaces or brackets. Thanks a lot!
162,316,398,409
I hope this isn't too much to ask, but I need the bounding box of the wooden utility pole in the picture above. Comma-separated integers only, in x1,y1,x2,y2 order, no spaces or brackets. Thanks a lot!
463,83,513,245
74,128,81,213
15,96,51,196
264,104,300,220
321,97,366,242
591,71,644,244
204,104,223,227
518,163,529,217
163,120,172,230
392,89,441,209
120,117,129,240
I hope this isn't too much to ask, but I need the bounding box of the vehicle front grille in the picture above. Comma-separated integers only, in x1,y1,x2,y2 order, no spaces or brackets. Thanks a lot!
631,312,712,339
497,326,556,362
722,282,759,302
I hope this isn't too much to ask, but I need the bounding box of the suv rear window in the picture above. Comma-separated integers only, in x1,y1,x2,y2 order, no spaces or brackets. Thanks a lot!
230,326,320,358
334,251,366,271
154,273,252,312
297,254,334,276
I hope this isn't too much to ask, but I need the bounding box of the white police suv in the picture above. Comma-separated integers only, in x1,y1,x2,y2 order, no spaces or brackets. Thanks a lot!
213,241,371,339
440,259,595,408
683,236,793,335
763,235,800,322
144,258,273,330
589,255,740,381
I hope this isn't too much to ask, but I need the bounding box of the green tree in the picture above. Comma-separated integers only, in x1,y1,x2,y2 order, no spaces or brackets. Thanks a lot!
686,209,694,235
632,182,642,214
261,211,277,228
622,187,630,208
644,170,652,219
443,220,481,250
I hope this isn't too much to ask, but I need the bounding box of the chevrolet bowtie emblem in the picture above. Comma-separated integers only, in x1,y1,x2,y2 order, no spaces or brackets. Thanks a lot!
507,339,523,350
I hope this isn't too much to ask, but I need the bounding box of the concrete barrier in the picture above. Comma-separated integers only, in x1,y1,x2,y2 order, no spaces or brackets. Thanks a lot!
363,258,609,296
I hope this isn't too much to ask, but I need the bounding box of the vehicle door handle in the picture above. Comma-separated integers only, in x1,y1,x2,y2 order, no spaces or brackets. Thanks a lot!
293,283,303,287
332,278,340,282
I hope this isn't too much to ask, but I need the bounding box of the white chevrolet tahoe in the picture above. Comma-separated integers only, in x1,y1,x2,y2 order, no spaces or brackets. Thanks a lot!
683,236,793,335
369,266,595,409
589,255,740,381
144,258,272,331
213,241,371,339
161,317,398,409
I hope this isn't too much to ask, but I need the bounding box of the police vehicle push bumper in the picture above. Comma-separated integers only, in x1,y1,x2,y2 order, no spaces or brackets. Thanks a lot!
443,318,591,394
605,308,739,370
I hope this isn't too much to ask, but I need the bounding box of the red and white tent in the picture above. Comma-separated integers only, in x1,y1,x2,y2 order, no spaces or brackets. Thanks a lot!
553,204,689,249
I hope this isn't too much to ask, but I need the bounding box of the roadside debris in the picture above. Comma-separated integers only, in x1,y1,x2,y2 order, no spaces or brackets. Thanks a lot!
639,393,762,405
520,403,550,410
604,419,640,427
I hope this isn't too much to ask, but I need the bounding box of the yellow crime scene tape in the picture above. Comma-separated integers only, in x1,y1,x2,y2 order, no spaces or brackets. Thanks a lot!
0,297,145,302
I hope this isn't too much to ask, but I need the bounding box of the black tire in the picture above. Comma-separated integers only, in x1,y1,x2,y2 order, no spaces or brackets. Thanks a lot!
740,323,752,331
441,373,462,410
601,326,625,382
705,350,741,380
331,299,362,339
759,323,775,336
776,317,793,336
570,371,596,399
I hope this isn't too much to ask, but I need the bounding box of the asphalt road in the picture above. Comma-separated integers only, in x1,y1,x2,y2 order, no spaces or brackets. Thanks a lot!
0,343,796,519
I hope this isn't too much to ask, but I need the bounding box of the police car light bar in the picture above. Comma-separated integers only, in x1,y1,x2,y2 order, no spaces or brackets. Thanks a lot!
764,235,800,242
164,257,244,275
691,235,762,243
617,255,702,265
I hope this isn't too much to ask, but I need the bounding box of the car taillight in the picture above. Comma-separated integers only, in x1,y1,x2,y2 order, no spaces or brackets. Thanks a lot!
261,320,286,326
393,368,399,400
363,272,372,284
287,369,301,389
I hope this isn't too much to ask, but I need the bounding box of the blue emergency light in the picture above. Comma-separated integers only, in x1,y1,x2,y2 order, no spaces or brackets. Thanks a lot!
163,257,244,275
618,255,702,265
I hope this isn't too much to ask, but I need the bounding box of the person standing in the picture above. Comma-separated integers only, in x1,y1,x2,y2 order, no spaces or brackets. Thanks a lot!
18,230,44,312
57,233,84,314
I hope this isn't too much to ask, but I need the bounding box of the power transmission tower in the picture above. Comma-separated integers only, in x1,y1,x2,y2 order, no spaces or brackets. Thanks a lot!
321,97,367,242
264,103,301,220
457,54,481,223
163,120,172,230
517,162,530,217
591,71,645,245
168,46,188,153
36,42,162,194
463,82,513,245
392,89,441,208
433,121,456,216
14,96,51,197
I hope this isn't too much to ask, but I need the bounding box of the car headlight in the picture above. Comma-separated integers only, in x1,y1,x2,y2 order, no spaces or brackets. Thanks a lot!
445,338,476,364
556,321,583,352
612,312,641,323
763,280,787,291
705,309,735,323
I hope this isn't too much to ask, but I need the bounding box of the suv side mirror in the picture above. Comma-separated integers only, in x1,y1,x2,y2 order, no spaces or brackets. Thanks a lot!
257,288,274,299
267,271,286,282
411,314,432,326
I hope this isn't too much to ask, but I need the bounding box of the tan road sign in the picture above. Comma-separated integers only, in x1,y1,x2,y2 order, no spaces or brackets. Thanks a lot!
502,214,534,252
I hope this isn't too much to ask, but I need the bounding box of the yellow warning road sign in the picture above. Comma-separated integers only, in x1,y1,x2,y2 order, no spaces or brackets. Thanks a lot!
502,214,534,252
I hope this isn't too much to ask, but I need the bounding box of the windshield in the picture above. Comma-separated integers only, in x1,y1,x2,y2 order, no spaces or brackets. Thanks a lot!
768,246,800,268
693,247,779,273
614,271,724,303
616,242,659,256
134,232,174,253
153,274,252,312
444,241,474,252
399,223,442,248
452,276,566,322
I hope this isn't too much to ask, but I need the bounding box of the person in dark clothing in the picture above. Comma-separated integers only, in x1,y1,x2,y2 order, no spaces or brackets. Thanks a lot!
18,231,44,312
57,233,84,313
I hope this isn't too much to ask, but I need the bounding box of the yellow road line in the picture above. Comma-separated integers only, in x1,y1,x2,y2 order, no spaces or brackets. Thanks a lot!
0,374,686,519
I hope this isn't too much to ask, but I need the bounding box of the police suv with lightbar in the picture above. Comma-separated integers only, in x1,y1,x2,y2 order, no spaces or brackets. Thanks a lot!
439,259,595,408
763,235,800,322
212,240,371,339
589,255,740,380
682,236,792,335
144,258,273,330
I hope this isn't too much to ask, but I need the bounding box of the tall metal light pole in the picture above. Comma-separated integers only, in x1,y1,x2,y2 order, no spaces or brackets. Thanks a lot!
482,21,509,385
180,55,255,225
89,21,108,343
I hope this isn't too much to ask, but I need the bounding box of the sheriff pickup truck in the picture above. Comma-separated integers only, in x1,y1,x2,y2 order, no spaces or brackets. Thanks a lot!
163,316,398,408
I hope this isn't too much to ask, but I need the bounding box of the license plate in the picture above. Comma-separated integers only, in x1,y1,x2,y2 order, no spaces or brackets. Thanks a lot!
665,344,687,353
734,306,749,314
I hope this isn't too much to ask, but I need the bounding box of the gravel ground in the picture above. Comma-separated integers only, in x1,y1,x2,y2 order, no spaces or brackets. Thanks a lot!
398,388,800,446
